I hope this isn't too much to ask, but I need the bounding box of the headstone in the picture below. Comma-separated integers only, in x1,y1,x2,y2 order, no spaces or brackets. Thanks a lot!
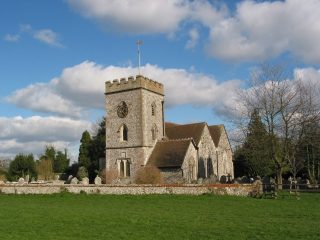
67,175,73,184
253,179,263,196
220,175,227,184
94,175,102,185
82,177,89,185
55,175,60,180
241,176,249,183
18,177,25,184
25,175,30,183
197,178,203,184
70,177,79,184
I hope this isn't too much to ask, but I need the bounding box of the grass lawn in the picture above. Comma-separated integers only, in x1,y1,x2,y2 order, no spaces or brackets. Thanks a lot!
0,192,319,240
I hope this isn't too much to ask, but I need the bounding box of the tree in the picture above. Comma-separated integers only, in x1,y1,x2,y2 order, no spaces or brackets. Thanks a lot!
41,146,70,173
78,130,92,169
36,158,54,181
54,150,70,173
296,123,320,183
234,109,273,177
78,118,106,182
8,154,37,181
238,63,320,188
88,118,106,181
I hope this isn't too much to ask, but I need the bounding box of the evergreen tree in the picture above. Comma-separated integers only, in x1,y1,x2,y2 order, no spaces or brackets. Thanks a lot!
88,118,106,181
8,154,37,181
235,109,273,177
54,150,70,173
78,118,106,182
78,130,92,169
42,146,69,173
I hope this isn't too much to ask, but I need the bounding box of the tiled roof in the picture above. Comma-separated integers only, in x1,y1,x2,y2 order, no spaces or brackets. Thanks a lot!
147,139,192,168
164,122,180,128
208,125,223,147
165,122,206,145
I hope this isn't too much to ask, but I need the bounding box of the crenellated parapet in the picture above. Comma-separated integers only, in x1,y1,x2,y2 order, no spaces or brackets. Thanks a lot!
105,75,164,95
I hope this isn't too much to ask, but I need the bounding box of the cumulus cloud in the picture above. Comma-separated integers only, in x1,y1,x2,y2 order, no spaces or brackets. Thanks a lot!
7,60,320,120
6,83,82,117
67,0,189,34
3,34,20,42
7,61,241,118
206,0,320,63
67,0,320,63
0,116,92,158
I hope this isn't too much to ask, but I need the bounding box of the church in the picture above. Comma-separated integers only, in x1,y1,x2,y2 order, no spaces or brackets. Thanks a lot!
105,75,233,183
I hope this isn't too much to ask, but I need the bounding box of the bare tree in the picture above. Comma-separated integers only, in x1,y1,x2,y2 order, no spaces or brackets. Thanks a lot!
238,63,320,188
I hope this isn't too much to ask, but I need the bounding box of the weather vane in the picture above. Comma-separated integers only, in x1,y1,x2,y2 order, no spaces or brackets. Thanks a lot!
136,40,143,75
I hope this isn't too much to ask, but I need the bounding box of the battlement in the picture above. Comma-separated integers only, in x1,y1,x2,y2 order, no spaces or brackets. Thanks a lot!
105,75,164,95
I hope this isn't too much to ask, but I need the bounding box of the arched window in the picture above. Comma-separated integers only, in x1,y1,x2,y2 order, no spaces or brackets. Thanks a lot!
126,161,130,177
151,102,156,116
151,125,157,140
120,161,125,177
119,124,128,141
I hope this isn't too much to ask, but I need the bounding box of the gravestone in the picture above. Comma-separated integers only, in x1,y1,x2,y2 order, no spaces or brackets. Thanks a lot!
70,177,79,184
25,175,30,183
94,175,102,185
82,177,89,185
18,177,25,184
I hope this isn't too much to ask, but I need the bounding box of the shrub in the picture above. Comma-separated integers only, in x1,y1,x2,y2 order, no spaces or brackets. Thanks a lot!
36,158,54,181
102,169,118,184
8,154,37,181
0,168,7,182
135,165,162,184
77,166,88,180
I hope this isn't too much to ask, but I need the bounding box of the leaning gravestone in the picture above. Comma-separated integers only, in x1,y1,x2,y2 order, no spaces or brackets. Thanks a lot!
18,177,25,184
94,175,102,185
82,177,89,185
70,177,79,184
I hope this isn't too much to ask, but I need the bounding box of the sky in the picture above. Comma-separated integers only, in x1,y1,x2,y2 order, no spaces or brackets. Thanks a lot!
1,0,320,161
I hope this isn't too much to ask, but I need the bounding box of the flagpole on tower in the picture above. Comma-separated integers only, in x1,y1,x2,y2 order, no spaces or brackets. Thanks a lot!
136,40,143,75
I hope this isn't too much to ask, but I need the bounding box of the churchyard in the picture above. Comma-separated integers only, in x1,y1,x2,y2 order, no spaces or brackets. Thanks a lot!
0,192,319,240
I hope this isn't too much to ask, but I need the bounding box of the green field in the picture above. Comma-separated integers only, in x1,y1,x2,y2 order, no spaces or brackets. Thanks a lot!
0,193,319,240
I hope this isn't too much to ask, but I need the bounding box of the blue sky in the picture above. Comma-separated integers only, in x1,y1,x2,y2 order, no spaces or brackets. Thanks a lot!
1,0,320,160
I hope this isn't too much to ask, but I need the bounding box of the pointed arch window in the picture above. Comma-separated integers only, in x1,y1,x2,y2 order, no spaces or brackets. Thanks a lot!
119,124,128,141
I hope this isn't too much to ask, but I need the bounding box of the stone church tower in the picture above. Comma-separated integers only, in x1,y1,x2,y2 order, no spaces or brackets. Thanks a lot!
105,75,164,179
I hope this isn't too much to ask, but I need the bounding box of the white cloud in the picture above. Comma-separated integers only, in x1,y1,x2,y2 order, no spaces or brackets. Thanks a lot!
206,0,320,63
3,34,20,42
67,0,320,63
7,60,320,121
6,83,82,117
17,24,64,47
67,0,189,34
0,116,92,158
185,27,199,49
7,61,241,117
33,29,63,47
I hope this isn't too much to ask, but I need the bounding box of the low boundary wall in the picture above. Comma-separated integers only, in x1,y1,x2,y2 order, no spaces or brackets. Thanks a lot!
0,184,254,196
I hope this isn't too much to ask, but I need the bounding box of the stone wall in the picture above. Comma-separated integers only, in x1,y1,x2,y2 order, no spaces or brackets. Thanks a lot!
0,184,254,196
198,126,217,178
217,126,234,179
